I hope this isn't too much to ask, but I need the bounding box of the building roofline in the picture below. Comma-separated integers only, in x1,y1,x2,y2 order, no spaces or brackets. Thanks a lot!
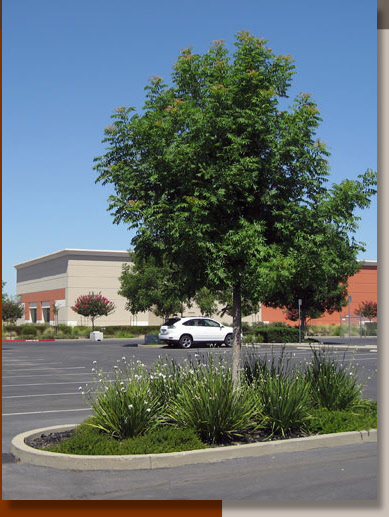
360,260,377,267
14,249,376,269
14,249,132,269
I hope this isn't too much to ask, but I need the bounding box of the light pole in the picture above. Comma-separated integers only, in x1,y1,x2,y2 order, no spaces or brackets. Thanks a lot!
348,295,352,344
298,299,302,343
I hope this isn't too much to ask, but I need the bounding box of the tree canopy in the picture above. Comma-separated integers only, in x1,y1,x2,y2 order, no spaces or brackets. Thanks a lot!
94,32,376,383
119,254,187,320
2,281,24,323
355,300,377,320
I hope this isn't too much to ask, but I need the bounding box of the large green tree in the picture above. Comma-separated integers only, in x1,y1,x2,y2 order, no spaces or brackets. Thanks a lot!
119,254,188,321
94,32,376,384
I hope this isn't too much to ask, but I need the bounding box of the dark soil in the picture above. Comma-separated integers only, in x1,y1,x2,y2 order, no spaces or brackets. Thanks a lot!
26,430,75,450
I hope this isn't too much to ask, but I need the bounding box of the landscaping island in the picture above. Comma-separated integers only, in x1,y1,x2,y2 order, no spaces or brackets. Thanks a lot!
11,347,377,468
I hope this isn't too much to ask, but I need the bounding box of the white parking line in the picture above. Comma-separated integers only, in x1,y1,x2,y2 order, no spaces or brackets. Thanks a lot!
2,408,91,416
2,372,98,378
2,381,97,387
2,366,87,372
2,361,61,365
3,392,87,399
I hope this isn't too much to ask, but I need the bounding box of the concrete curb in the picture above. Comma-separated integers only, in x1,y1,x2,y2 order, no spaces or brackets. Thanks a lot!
11,424,377,471
2,339,56,342
243,343,377,350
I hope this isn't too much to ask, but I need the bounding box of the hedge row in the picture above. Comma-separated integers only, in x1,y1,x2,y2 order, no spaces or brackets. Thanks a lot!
247,326,300,343
2,323,162,337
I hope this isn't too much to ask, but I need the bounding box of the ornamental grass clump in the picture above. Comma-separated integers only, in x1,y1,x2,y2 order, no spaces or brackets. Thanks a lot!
305,348,364,410
147,356,189,407
251,373,312,437
164,356,257,444
83,358,161,440
243,346,291,384
243,348,312,437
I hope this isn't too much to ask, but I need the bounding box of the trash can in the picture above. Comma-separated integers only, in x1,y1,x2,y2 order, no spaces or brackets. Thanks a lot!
90,331,103,341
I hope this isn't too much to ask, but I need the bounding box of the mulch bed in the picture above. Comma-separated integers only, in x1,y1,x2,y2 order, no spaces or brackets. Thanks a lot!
26,430,76,450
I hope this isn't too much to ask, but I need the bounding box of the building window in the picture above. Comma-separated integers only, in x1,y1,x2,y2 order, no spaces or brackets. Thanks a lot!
43,308,50,323
30,308,37,323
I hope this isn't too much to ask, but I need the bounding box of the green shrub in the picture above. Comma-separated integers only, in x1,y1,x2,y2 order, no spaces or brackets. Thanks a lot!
241,322,251,333
164,357,257,444
20,325,37,337
48,420,206,455
95,325,161,335
307,401,377,434
243,334,257,344
112,330,137,338
305,348,364,410
306,324,340,337
40,327,55,338
58,324,73,335
254,327,300,343
3,324,18,333
117,427,206,454
268,321,290,328
71,326,91,338
47,420,117,455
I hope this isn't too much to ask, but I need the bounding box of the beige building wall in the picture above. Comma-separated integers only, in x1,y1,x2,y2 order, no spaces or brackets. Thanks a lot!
65,256,146,327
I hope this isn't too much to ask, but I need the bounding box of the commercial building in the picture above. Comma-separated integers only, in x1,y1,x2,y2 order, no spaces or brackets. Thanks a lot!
14,249,156,327
14,249,377,328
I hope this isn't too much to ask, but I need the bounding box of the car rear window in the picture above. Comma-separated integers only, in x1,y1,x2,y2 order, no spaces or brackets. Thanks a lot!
163,317,181,326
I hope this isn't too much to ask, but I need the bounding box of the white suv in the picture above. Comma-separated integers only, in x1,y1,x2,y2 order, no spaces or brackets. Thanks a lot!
159,316,234,349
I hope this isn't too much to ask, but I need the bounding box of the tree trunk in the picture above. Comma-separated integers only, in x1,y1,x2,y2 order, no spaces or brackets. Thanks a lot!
231,283,242,388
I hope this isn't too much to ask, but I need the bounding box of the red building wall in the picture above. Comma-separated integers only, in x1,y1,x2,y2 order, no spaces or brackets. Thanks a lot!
261,264,377,326
21,288,66,322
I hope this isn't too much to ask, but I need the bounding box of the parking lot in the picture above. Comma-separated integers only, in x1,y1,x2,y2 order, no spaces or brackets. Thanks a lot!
2,338,378,500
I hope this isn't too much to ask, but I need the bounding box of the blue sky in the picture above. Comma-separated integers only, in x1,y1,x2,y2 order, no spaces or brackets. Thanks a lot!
2,0,377,296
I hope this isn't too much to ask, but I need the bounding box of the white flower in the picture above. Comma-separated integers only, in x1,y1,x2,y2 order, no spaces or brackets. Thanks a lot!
128,404,133,409
146,408,151,413
93,360,97,364
91,368,96,372
78,386,83,390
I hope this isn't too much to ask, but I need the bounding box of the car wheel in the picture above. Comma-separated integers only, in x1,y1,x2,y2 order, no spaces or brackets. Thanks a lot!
224,334,233,347
179,334,193,349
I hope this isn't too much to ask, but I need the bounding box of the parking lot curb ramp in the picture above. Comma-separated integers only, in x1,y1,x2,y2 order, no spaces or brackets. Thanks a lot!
11,425,377,471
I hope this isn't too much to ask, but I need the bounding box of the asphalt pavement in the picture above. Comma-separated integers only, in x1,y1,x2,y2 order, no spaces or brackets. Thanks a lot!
2,338,378,500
